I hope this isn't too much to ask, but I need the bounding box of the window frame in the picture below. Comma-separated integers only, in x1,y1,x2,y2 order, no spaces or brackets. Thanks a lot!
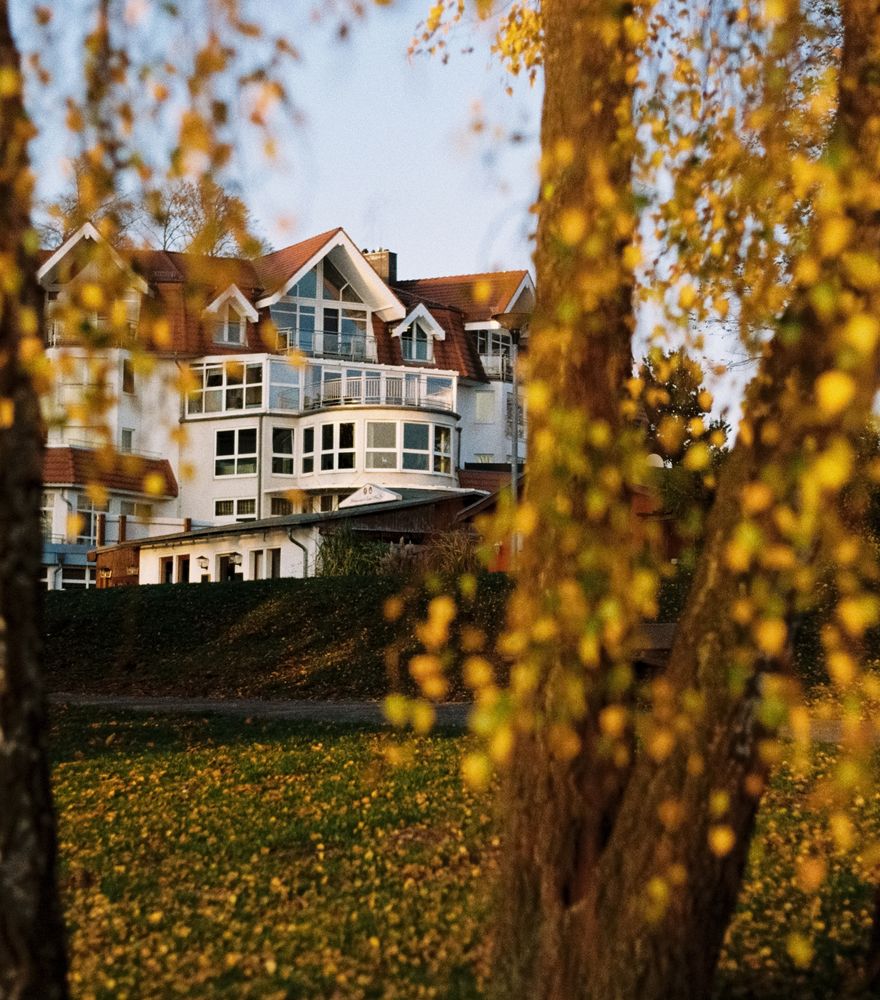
214,497,257,521
272,426,295,476
212,304,247,346
320,421,355,472
214,427,258,478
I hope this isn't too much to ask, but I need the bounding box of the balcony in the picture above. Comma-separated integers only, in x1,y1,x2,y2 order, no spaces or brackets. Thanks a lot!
276,327,377,363
46,319,138,348
481,354,514,382
304,369,455,412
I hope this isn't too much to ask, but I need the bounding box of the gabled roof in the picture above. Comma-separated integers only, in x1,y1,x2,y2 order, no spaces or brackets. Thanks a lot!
391,303,446,341
252,227,342,292
43,446,178,498
38,222,150,293
394,270,532,324
254,227,406,320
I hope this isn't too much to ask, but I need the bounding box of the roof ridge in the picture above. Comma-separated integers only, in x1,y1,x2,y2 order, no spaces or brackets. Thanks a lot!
396,269,529,284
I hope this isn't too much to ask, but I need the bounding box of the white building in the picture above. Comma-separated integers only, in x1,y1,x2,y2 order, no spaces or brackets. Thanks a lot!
39,224,532,587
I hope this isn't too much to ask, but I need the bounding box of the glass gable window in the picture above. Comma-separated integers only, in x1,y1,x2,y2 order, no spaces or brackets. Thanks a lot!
366,422,398,470
272,427,295,475
401,322,432,362
215,427,258,477
188,362,263,415
270,259,371,361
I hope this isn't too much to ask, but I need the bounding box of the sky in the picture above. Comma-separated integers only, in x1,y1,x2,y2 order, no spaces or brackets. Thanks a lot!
244,4,542,280
21,1,543,282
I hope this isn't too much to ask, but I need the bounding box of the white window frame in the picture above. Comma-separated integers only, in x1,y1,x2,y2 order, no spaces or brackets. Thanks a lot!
365,421,398,471
214,497,257,522
400,321,433,363
272,426,295,476
188,361,263,416
302,426,315,475
320,421,355,472
214,427,258,478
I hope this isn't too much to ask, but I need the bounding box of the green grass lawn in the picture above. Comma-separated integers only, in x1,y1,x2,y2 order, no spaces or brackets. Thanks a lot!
51,707,880,999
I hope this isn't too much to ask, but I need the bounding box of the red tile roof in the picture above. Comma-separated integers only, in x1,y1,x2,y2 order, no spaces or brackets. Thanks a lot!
394,270,530,323
252,228,342,294
43,447,178,498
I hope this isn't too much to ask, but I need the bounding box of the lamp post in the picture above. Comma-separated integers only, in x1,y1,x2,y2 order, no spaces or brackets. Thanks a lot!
492,311,529,505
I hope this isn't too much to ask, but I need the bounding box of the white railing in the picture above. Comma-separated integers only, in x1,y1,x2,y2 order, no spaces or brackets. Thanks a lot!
276,327,377,363
481,355,513,381
304,371,454,412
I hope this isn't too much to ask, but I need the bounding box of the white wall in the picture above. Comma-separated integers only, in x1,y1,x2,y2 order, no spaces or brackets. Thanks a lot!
139,524,318,583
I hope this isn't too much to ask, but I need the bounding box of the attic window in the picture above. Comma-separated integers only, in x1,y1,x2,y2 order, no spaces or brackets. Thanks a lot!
213,304,246,346
400,321,433,363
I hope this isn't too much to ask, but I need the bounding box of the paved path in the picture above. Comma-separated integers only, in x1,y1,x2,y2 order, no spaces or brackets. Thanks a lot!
49,692,471,728
50,692,861,743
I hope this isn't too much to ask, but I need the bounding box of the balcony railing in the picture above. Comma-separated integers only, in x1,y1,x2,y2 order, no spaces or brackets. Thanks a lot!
45,319,138,348
304,371,454,412
276,327,377,363
481,355,514,382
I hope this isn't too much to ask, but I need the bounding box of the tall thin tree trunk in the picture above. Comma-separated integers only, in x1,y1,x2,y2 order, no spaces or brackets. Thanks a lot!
0,2,69,996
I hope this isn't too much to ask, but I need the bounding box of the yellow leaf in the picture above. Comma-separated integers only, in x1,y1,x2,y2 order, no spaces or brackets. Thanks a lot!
708,824,736,857
815,370,856,416
754,619,787,656
786,933,814,969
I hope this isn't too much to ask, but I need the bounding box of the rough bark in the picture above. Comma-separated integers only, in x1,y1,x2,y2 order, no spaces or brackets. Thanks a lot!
0,2,69,996
495,2,880,999
492,1,638,997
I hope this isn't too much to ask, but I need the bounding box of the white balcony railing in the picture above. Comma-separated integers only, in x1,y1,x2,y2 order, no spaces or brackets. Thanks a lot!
480,355,514,382
304,370,455,412
276,327,377,363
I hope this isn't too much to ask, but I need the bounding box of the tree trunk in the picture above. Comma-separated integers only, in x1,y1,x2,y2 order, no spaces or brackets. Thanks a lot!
0,2,69,996
495,2,880,999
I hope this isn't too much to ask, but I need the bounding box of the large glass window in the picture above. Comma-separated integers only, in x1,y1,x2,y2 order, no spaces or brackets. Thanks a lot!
215,427,258,476
73,494,108,544
320,422,355,471
403,423,430,471
188,362,263,415
366,422,397,470
268,359,301,411
272,427,295,475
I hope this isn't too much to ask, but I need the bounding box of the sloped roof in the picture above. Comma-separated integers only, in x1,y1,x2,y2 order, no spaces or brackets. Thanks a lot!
252,228,342,293
394,270,530,323
109,488,482,549
43,447,178,498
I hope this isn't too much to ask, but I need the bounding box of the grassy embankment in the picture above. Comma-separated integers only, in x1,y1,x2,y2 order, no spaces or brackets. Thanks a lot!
53,706,880,1000
44,575,512,701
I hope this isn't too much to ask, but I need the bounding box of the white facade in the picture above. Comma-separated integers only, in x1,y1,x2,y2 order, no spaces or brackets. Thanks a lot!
38,224,533,587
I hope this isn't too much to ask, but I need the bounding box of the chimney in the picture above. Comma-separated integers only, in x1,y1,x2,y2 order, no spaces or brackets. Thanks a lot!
363,248,397,285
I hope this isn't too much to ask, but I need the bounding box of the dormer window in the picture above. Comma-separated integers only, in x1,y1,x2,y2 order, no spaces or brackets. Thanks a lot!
392,304,445,366
401,322,432,362
213,305,245,346
204,285,258,347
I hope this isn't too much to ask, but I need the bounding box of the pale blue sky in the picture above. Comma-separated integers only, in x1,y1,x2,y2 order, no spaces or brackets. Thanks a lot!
22,2,542,281
244,4,542,279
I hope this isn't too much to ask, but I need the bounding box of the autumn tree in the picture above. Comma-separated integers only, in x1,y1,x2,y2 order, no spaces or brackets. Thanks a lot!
0,1,298,993
141,177,271,258
410,1,880,997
